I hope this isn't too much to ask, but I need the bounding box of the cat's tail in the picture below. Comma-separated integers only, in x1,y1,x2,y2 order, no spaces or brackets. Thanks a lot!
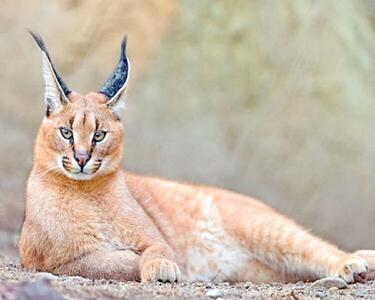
354,250,375,280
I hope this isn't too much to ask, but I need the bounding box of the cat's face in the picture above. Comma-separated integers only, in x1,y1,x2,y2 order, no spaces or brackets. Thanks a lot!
36,93,124,180
30,32,129,180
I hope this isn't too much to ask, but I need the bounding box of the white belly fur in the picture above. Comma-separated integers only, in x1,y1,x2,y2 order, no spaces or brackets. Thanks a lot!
183,193,252,282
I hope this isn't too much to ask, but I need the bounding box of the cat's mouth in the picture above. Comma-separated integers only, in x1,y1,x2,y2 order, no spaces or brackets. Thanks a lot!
61,156,102,180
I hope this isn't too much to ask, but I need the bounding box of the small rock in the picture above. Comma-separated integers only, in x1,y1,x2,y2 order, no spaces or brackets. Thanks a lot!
315,290,328,298
0,280,63,300
311,277,348,289
35,272,57,283
206,288,224,298
351,289,366,298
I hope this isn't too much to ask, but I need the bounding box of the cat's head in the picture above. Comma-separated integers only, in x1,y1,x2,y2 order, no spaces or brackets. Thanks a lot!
30,32,129,180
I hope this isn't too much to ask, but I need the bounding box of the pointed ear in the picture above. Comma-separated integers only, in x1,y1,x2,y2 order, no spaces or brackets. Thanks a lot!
29,31,71,116
98,36,129,119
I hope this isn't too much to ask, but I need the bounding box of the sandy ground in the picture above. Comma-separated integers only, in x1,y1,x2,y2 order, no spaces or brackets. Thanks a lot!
0,256,375,300
0,232,375,300
1,261,375,300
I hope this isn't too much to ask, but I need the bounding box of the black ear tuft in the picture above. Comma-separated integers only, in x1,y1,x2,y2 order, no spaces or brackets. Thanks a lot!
28,30,71,97
98,36,129,100
28,31,48,53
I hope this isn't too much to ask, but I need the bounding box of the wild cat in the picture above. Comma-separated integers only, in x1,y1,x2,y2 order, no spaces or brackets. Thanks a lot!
19,32,375,284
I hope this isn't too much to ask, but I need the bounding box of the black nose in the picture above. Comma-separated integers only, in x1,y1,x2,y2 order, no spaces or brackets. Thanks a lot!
74,151,90,168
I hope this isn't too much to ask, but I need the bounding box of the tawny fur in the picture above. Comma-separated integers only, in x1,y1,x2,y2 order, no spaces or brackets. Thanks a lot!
19,34,375,283
19,92,375,283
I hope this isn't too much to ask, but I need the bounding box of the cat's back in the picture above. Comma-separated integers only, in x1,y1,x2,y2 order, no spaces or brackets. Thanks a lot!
125,172,275,247
125,172,273,216
125,172,277,281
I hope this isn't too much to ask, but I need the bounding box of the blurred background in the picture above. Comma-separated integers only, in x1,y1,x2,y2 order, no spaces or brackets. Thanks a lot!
0,0,375,261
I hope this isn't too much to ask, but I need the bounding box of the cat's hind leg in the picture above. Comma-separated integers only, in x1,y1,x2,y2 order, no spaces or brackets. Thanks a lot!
354,250,375,280
216,197,368,283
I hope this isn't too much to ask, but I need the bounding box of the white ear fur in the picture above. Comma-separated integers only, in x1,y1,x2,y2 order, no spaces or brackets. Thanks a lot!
29,31,71,116
41,52,70,114
105,82,128,119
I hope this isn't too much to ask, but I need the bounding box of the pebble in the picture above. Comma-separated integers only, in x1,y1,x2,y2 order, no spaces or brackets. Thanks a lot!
206,288,224,298
315,290,328,298
351,289,366,298
35,272,57,282
311,277,348,289
0,280,63,300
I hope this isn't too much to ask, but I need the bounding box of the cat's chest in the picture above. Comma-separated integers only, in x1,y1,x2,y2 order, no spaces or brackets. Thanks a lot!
27,179,130,248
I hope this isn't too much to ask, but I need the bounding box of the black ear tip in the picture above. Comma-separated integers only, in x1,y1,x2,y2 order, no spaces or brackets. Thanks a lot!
120,35,128,60
98,35,129,99
28,30,48,54
28,30,72,97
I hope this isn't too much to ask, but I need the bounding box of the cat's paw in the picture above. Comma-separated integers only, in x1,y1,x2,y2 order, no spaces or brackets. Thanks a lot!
141,258,181,283
336,256,368,283
353,250,375,281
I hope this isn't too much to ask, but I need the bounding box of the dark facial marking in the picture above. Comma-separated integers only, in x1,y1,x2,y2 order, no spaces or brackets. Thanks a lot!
92,159,103,173
62,156,72,172
46,104,52,117
95,118,99,131
82,111,86,126
69,116,74,128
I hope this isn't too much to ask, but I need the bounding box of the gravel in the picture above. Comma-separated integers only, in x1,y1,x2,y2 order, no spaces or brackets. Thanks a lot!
1,260,375,300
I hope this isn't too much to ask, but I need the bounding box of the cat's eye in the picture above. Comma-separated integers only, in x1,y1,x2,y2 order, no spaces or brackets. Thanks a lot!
93,130,107,143
60,127,73,140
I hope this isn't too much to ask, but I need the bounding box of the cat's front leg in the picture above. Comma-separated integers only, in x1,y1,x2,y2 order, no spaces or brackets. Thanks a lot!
54,250,141,281
140,243,181,283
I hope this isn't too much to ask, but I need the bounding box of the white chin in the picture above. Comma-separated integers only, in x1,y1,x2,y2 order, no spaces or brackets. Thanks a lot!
65,171,94,181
